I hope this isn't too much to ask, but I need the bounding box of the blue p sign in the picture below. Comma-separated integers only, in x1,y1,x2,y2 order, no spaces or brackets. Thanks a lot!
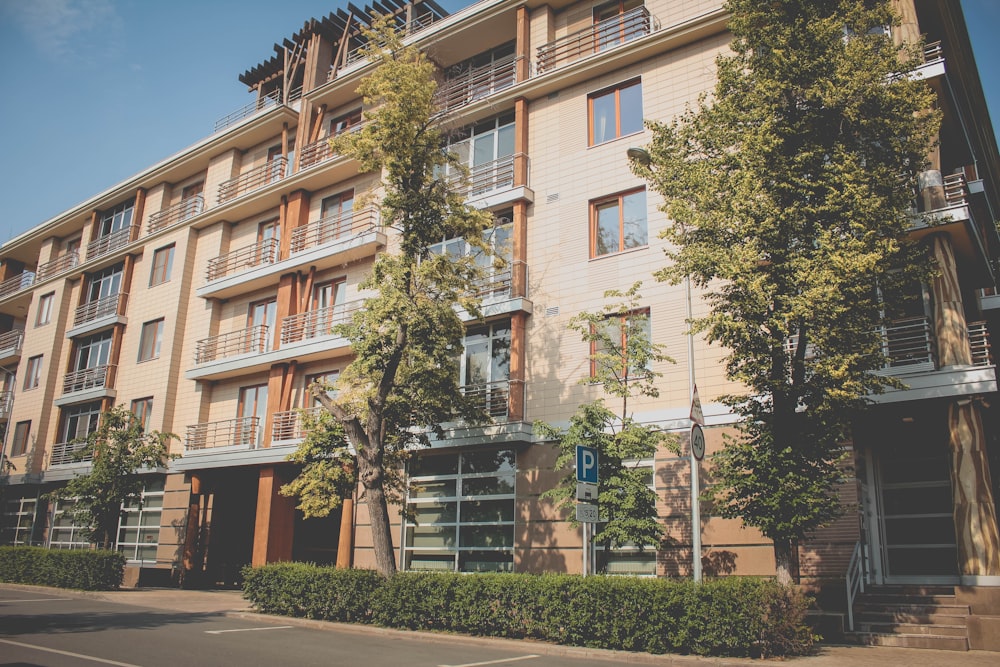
576,445,598,484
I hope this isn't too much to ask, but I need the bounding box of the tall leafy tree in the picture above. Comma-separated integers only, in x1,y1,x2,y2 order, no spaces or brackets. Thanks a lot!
52,406,174,550
631,0,940,582
285,17,495,576
538,284,675,568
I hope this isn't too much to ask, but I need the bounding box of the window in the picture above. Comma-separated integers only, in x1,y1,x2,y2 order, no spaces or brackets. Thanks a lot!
118,476,165,562
85,264,123,304
461,321,512,418
10,421,30,456
318,191,355,241
248,299,277,352
138,319,164,362
439,112,516,195
149,244,175,286
36,292,54,326
329,108,362,136
404,448,516,572
1,497,39,546
429,211,513,297
589,79,642,146
595,457,657,575
591,188,647,257
591,308,653,379
23,355,42,390
131,398,153,430
306,371,340,407
237,384,268,447
594,0,644,51
74,331,113,371
49,499,90,550
97,199,135,238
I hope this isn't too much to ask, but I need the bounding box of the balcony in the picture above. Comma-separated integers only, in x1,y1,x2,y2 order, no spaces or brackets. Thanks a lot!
878,316,936,373
185,416,260,452
86,226,137,262
0,390,13,421
298,124,364,171
205,238,279,283
217,156,287,204
536,6,655,74
968,321,992,367
435,53,517,114
280,300,363,346
62,364,116,395
462,379,523,420
147,195,204,234
0,272,35,300
271,407,323,443
36,252,79,282
290,207,378,254
0,329,24,363
72,292,127,329
49,441,92,467
449,154,533,209
912,40,945,80
195,325,269,364
214,89,281,134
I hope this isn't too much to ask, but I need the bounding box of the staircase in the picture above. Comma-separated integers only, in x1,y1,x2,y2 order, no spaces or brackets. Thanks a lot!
846,585,970,651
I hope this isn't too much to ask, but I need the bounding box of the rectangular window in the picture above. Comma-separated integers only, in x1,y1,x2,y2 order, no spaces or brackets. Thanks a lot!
589,79,642,146
98,199,135,237
131,398,153,430
591,188,647,257
49,499,90,550
149,244,175,286
329,108,362,136
10,421,30,456
36,292,54,326
117,476,165,563
23,355,42,390
591,309,652,379
1,497,39,546
138,319,164,362
319,191,355,241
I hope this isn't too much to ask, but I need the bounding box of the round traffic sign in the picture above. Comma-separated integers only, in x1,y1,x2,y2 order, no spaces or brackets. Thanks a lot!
690,423,706,461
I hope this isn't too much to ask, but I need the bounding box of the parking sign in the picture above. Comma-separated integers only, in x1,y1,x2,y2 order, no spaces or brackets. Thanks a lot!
576,445,598,484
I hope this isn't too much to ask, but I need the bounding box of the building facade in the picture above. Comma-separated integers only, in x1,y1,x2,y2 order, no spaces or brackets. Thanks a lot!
0,0,998,623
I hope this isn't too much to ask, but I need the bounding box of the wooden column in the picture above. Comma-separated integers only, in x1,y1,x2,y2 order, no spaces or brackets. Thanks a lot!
183,473,205,580
251,466,296,566
336,495,354,569
929,234,971,368
283,190,311,260
509,312,526,421
262,364,289,449
132,187,146,241
948,400,1000,577
515,7,530,83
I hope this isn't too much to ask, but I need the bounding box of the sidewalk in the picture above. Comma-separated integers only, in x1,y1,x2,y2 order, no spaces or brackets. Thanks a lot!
3,584,998,665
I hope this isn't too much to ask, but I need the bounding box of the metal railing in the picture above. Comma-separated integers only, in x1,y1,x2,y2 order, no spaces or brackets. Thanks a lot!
882,316,935,369
332,14,440,79
280,300,363,345
923,40,943,64
217,156,288,204
185,416,259,451
449,153,526,198
290,207,378,254
0,272,35,299
86,226,137,261
435,53,517,113
471,268,513,299
73,292,127,327
271,406,324,442
845,540,869,631
205,238,279,282
36,252,79,281
968,320,992,366
195,325,269,364
214,89,281,133
942,172,968,208
536,6,654,73
50,440,92,466
62,364,115,394
147,195,204,233
298,123,365,170
0,390,13,420
0,329,24,355
461,379,520,419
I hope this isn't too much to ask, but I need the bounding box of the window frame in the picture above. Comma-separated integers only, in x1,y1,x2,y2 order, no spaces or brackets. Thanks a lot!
590,187,648,257
588,79,643,146
35,292,54,326
10,420,31,457
149,244,175,287
23,355,42,390
130,397,154,431
590,308,652,379
137,319,165,362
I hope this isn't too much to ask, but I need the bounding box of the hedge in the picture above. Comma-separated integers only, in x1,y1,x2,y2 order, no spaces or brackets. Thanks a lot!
243,564,815,658
0,546,125,590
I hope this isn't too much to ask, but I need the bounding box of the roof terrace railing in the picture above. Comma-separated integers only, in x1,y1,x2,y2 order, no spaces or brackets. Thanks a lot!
214,89,282,133
536,7,654,74
435,53,517,113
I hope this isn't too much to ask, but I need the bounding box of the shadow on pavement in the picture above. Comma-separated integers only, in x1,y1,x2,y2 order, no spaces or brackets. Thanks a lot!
0,609,224,636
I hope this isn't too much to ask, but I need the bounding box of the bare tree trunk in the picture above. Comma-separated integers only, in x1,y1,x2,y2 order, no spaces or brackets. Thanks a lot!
359,453,397,576
773,539,795,585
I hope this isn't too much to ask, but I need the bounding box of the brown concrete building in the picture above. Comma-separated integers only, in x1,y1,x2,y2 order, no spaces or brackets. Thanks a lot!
1,0,998,649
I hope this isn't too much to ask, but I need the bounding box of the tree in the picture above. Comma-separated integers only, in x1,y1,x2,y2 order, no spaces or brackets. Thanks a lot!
631,0,940,583
285,17,496,576
537,283,676,570
52,406,175,550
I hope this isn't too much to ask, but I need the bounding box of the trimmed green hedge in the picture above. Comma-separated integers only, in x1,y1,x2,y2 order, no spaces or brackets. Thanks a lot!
0,546,125,590
243,564,815,657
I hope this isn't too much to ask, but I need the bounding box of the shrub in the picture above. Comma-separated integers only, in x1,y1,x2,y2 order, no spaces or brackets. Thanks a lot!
242,564,816,658
0,546,125,590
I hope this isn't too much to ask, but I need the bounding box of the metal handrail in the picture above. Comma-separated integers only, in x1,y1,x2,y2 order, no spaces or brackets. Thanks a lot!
923,40,943,63
461,379,521,419
298,122,365,170
0,329,24,353
845,540,869,631
536,7,654,73
968,320,992,366
290,207,378,254
185,416,259,451
883,316,935,369
195,325,269,364
217,156,288,204
74,292,127,326
86,226,137,261
435,53,517,113
50,440,92,466
214,89,281,133
147,195,204,233
205,238,279,282
942,172,968,208
62,364,115,394
271,406,324,442
36,252,79,281
0,272,35,299
280,300,364,345
0,390,13,419
448,153,527,198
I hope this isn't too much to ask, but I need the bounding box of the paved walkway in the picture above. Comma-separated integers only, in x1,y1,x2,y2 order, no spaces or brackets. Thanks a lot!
3,584,998,665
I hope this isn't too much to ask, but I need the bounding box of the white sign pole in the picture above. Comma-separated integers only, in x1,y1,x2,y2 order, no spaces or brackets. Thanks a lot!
686,275,703,583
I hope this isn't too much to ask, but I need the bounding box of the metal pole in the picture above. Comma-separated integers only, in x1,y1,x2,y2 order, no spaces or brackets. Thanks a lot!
687,275,703,583
582,522,589,577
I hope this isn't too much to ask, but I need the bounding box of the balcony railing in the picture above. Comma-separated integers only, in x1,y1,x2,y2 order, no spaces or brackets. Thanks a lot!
330,14,440,80
214,89,281,133
536,6,654,73
280,300,363,345
462,379,521,419
62,364,116,394
0,329,24,356
36,252,79,281
217,156,288,204
0,272,35,299
205,238,279,282
195,325,269,364
290,207,379,254
147,195,205,234
968,320,992,367
449,153,527,199
0,390,13,420
271,406,324,442
435,53,517,113
923,40,943,64
74,292,127,327
882,316,935,369
298,123,365,170
941,172,969,208
50,440,92,466
86,226,137,261
185,416,259,452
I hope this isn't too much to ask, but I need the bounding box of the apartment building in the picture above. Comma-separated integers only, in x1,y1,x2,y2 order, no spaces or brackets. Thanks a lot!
0,0,997,631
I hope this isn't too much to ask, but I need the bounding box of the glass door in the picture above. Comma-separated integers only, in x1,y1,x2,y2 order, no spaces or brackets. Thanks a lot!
237,384,268,448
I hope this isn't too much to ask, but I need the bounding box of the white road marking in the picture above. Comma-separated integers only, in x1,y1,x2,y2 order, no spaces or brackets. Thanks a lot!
1,597,74,602
205,625,294,634
0,638,142,666
439,655,540,667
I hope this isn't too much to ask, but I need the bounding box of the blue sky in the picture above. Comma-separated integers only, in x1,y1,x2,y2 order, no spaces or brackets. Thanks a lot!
0,0,997,244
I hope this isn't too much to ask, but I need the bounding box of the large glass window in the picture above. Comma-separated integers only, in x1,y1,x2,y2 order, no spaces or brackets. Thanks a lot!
428,212,513,297
117,477,165,563
36,292,54,326
248,298,277,352
138,319,164,362
0,496,39,546
404,448,516,572
49,499,90,550
238,384,268,447
23,355,42,390
131,397,153,430
589,80,642,146
74,331,113,371
97,199,134,238
441,112,516,195
85,264,123,303
10,420,30,456
60,402,103,443
594,0,644,51
319,190,355,241
149,244,175,286
591,188,647,257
